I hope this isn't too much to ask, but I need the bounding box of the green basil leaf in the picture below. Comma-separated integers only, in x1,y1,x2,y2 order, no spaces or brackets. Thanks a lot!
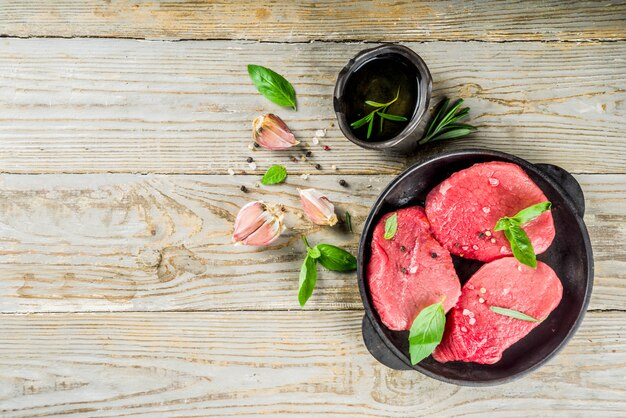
409,302,446,365
377,112,408,122
504,225,537,268
308,246,321,259
490,306,541,322
261,165,287,185
494,217,513,231
247,64,297,110
383,213,398,240
298,255,317,307
511,202,552,226
316,244,356,272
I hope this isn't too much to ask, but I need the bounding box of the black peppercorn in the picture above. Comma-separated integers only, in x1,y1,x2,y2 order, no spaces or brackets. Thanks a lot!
306,151,312,157
240,185,248,193
431,252,438,258
400,246,406,252
246,157,253,163
401,267,407,273
339,179,347,187
478,231,485,239
315,164,322,170
253,142,259,148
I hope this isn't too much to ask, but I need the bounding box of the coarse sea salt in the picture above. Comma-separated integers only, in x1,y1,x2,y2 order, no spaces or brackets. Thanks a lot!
490,238,497,243
480,287,486,294
228,168,235,176
300,174,309,180
482,207,491,214
315,129,326,137
461,327,468,332
311,137,320,145
248,162,257,170
472,244,479,250
489,177,499,186
462,309,471,316
479,298,485,303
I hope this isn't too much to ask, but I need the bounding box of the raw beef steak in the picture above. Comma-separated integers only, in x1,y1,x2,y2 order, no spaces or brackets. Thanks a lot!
367,206,461,331
425,161,555,262
433,258,563,364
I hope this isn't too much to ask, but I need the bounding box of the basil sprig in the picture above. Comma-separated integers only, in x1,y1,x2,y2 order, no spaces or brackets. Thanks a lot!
494,202,552,268
383,213,398,240
490,306,542,322
409,301,446,365
261,165,287,185
298,237,357,307
247,64,297,110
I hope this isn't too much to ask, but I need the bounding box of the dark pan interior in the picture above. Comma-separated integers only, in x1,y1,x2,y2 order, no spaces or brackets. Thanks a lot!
357,149,593,385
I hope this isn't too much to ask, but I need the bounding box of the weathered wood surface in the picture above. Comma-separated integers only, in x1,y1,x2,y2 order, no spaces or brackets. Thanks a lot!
1,39,625,175
0,311,624,417
0,173,622,313
2,1,626,42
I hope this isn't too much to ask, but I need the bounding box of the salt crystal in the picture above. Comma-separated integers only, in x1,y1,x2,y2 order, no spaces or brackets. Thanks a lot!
489,177,499,186
315,129,326,137
462,309,471,316
503,288,510,295
468,284,474,290
517,265,523,272
482,207,491,214
472,245,479,250
311,137,320,145
462,245,469,251
461,327,468,332
469,318,476,325
248,162,257,170
331,165,337,170
300,174,309,180
228,168,235,176
480,287,486,294
479,298,485,303
500,246,508,254
485,230,492,237
409,266,417,274
490,238,496,243
248,144,254,150
254,182,260,188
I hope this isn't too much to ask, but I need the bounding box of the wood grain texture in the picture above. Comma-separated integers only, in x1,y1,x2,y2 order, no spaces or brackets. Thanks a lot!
0,173,622,313
1,1,626,42
0,311,624,417
1,39,625,174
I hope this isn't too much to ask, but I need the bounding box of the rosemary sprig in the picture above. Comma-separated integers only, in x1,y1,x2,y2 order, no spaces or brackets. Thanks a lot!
419,98,476,144
350,88,408,139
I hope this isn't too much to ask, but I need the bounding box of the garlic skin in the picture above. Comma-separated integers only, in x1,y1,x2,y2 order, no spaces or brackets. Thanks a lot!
299,188,338,226
252,113,299,150
233,201,285,246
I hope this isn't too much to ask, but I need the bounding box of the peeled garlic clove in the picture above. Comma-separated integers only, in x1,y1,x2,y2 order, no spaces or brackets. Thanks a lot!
299,188,338,226
253,113,299,150
233,201,285,246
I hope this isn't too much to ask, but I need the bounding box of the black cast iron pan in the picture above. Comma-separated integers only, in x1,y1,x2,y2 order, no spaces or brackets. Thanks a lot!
357,149,593,386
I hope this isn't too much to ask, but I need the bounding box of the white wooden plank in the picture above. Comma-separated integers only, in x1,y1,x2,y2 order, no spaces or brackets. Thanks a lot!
1,1,625,42
0,173,621,313
0,39,624,174
0,311,623,417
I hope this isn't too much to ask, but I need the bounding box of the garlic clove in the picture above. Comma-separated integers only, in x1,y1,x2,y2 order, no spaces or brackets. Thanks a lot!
252,113,299,150
233,201,285,246
299,188,338,226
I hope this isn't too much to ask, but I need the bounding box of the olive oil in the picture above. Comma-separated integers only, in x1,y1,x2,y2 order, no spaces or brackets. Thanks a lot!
344,55,419,141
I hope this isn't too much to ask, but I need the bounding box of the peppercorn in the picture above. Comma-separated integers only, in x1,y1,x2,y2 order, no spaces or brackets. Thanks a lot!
246,157,253,163
431,252,438,258
400,246,406,252
339,179,347,187
290,156,297,162
240,185,248,193
478,231,485,239
323,145,330,151
305,151,312,157
401,267,407,273
253,142,259,148
315,164,322,170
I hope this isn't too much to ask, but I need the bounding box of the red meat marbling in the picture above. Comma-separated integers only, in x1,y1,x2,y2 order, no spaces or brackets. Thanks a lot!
433,258,563,364
367,206,461,331
425,161,555,262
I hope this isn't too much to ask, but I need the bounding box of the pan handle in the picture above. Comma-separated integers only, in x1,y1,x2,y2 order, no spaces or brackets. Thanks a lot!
362,315,412,370
535,163,585,217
